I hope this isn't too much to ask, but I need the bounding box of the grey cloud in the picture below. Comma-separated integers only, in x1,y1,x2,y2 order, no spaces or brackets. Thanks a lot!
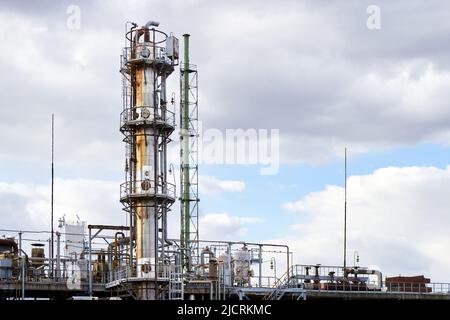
281,166,450,281
1,0,450,176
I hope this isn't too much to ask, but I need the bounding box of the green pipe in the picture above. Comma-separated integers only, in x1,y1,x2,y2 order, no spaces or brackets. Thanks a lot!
182,34,191,270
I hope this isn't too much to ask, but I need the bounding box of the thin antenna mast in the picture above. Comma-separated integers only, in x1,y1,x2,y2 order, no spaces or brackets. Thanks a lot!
51,114,54,278
343,147,347,271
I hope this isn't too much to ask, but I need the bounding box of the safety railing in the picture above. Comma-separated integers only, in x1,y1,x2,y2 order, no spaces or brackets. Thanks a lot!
121,45,173,67
385,282,450,294
120,180,176,200
263,267,293,300
109,263,181,283
289,265,450,295
254,276,280,288
112,267,130,282
301,280,380,292
292,264,347,280
303,281,450,294
120,106,175,128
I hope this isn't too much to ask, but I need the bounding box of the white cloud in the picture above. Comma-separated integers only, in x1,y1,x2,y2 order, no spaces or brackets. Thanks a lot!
199,175,245,195
0,178,123,232
159,167,246,196
199,212,262,240
0,174,247,240
2,1,450,172
197,2,450,164
280,166,450,282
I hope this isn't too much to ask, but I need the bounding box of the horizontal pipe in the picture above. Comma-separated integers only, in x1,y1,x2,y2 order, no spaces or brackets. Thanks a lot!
145,20,160,28
167,238,290,250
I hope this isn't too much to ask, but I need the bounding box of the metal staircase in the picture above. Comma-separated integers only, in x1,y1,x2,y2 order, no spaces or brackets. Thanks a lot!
169,264,184,300
275,289,286,300
263,267,293,300
115,281,137,300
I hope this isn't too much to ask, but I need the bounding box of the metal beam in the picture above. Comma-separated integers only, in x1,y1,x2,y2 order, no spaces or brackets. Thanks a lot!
88,228,92,296
87,225,130,231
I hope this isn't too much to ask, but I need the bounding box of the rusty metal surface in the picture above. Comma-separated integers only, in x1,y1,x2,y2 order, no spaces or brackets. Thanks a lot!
386,275,430,283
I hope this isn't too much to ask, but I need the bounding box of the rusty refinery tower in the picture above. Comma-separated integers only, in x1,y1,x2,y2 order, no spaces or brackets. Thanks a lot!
119,20,179,299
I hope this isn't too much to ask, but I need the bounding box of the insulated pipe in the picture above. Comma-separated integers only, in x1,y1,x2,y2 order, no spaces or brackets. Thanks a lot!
163,209,173,245
359,269,382,290
133,21,160,51
374,270,382,290
287,248,290,280
56,231,61,281
223,266,226,299
20,250,27,300
344,268,383,290
228,243,232,286
108,236,130,281
114,232,125,272
48,238,52,279
88,228,92,296
162,121,172,249
108,242,114,281
129,211,134,276
133,26,149,48
18,232,23,298
18,232,22,254
258,245,262,288
145,20,160,28
168,239,291,280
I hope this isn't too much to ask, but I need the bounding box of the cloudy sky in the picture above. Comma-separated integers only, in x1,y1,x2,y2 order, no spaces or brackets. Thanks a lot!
1,0,450,282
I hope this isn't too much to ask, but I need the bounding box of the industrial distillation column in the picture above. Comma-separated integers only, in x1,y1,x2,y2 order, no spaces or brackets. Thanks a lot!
120,21,179,300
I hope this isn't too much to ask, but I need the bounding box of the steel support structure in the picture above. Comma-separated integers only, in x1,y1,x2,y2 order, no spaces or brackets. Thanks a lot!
180,34,200,274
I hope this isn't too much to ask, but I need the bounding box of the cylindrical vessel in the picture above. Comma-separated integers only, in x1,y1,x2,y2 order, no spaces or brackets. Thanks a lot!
120,22,178,299
233,246,252,286
134,49,158,275
218,251,233,286
0,257,13,279
31,243,45,268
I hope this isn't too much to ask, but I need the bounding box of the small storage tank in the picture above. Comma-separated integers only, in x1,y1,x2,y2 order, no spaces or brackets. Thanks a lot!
77,258,88,281
233,245,252,286
30,243,46,279
0,238,18,253
31,243,45,268
93,253,109,283
200,247,213,265
0,255,13,279
208,257,218,280
200,246,214,277
0,238,18,280
218,251,233,286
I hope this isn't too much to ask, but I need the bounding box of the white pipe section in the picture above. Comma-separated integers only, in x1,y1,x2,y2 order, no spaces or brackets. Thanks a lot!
145,20,160,27
347,268,383,290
